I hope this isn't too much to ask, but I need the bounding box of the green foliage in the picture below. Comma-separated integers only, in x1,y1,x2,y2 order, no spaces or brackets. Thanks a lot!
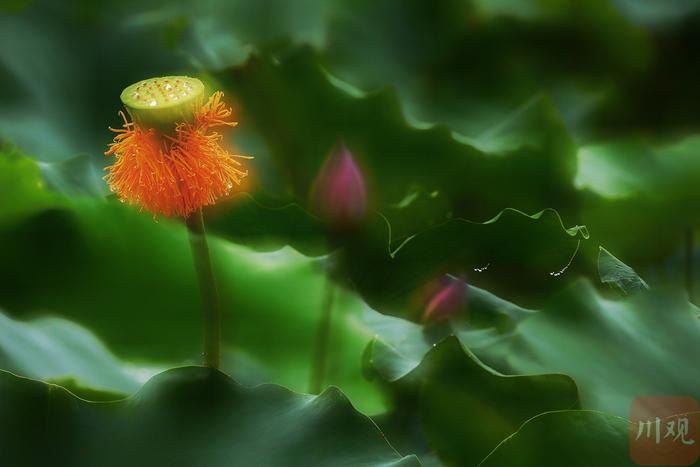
0,367,420,466
475,280,700,417
221,48,579,221
366,337,580,466
0,309,150,396
342,208,588,312
367,279,700,417
0,146,391,412
479,411,633,467
364,278,700,464
2,0,700,464
597,246,648,295
577,137,700,277
0,141,55,223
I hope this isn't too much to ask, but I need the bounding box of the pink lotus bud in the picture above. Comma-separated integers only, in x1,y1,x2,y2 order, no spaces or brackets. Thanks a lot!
311,142,367,230
422,275,467,323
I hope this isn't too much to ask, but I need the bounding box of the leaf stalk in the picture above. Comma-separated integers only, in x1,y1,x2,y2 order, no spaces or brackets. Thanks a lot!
186,208,222,369
309,274,335,393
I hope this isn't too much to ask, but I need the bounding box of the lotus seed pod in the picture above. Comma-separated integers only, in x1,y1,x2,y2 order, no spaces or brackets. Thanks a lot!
120,76,205,131
105,77,251,217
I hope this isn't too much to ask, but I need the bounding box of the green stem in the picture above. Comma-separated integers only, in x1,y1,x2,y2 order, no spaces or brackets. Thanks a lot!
186,208,222,369
309,275,335,393
685,226,694,303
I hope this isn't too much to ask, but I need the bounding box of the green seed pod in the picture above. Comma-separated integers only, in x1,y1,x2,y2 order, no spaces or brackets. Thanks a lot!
120,76,205,131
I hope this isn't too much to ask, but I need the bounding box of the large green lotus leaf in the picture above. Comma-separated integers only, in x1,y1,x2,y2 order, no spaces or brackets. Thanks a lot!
474,279,700,417
577,136,700,207
342,208,589,313
364,336,580,467
321,0,651,139
362,289,577,466
479,410,633,467
0,367,420,467
366,275,700,419
0,151,393,413
322,0,700,138
0,140,55,225
363,277,700,464
0,309,157,398
575,136,700,281
218,47,580,222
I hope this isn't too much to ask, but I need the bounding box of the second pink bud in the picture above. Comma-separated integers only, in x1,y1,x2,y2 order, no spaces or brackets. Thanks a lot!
311,141,368,231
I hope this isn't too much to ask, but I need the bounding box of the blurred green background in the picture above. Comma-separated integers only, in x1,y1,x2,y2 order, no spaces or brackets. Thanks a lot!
2,1,700,466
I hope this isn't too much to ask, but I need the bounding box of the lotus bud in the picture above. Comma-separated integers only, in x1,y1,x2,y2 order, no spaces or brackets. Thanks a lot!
422,275,467,323
311,141,367,231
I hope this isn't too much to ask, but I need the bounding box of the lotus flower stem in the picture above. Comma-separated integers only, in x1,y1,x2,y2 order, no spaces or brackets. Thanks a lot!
186,208,222,368
309,274,336,393
307,141,367,393
105,76,251,370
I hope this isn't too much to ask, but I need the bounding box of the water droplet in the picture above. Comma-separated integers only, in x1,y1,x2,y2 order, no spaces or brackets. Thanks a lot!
164,83,173,91
148,99,157,107
548,240,581,278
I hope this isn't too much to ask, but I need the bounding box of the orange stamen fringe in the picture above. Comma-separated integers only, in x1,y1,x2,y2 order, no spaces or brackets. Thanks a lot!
104,91,251,217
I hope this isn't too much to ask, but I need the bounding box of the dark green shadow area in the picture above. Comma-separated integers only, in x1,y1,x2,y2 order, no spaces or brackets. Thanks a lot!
0,366,421,467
